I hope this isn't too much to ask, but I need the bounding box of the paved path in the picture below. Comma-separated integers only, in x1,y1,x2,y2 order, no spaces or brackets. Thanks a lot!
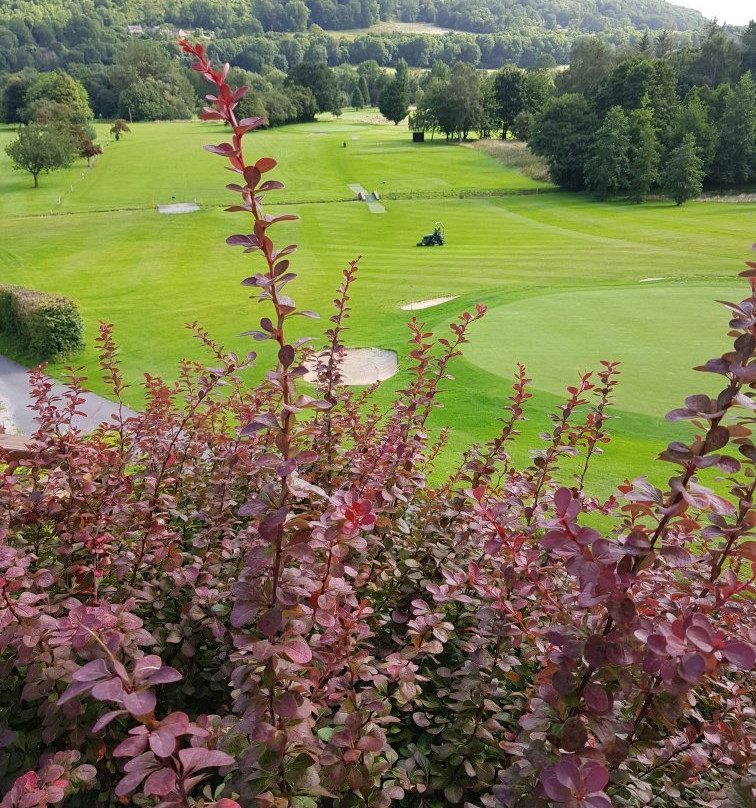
0,354,136,434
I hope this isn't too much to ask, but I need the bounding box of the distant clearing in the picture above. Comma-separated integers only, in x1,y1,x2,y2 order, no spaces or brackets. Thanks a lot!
324,21,456,38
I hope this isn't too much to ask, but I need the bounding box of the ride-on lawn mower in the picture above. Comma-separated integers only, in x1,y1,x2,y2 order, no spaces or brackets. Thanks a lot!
417,222,445,246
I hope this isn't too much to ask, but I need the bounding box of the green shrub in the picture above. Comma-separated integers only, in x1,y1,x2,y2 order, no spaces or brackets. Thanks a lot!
0,284,84,358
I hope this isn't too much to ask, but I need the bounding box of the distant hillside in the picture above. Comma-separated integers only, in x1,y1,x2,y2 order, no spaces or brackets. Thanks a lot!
0,0,711,77
0,0,706,36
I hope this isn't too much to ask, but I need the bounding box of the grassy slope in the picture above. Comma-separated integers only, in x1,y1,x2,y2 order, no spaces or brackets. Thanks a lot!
0,117,753,490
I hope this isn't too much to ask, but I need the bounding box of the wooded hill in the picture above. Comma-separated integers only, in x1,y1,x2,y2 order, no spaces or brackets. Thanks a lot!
0,0,713,77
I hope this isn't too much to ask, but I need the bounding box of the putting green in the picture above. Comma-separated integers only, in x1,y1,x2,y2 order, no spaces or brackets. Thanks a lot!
462,283,738,419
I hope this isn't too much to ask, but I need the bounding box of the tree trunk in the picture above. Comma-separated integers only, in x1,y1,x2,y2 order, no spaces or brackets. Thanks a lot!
33,171,39,188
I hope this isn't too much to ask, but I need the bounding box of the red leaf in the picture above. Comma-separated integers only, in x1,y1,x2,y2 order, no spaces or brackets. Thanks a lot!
283,637,313,664
243,165,261,188
554,487,572,516
256,157,277,173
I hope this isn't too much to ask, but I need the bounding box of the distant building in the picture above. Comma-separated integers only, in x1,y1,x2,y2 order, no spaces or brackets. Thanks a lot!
127,24,143,35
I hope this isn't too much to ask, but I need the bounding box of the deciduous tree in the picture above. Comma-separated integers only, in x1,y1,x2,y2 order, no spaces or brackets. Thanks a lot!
492,63,525,139
530,92,595,190
110,118,130,141
5,122,77,187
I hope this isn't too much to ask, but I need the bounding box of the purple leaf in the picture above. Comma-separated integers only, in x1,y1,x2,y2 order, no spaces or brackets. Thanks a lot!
149,726,179,757
258,607,283,639
686,625,713,653
238,116,264,130
143,667,183,685
679,652,706,683
122,689,157,716
91,678,126,703
554,758,581,790
583,762,609,793
113,733,149,758
722,640,755,670
585,794,613,808
583,684,611,715
283,637,313,664
143,767,177,796
57,681,91,706
583,635,607,667
92,710,128,734
115,768,150,797
541,771,571,802
661,545,693,568
177,748,235,774
561,717,587,752
273,692,298,718
72,658,111,682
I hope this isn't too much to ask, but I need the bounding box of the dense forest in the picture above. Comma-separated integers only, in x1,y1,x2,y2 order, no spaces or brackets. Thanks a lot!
0,0,710,78
527,25,756,199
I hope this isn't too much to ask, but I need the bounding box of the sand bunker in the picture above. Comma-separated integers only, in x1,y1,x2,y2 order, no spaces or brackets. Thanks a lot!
0,395,18,433
304,348,398,386
639,277,667,283
401,296,459,311
157,203,200,214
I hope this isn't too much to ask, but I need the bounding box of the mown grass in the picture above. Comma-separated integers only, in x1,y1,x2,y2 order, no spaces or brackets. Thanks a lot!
0,117,753,490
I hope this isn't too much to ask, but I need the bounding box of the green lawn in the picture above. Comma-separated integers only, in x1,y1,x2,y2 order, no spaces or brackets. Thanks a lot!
0,117,753,491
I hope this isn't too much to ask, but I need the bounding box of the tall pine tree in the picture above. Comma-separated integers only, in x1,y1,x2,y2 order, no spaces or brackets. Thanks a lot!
663,133,704,205
626,105,660,202
710,73,755,187
378,59,409,125
584,106,630,200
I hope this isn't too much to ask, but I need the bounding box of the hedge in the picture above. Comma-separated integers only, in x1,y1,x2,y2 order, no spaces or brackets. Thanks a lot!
0,284,84,359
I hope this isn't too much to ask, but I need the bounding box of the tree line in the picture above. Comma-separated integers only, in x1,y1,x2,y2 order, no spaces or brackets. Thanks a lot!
0,0,710,81
528,23,756,202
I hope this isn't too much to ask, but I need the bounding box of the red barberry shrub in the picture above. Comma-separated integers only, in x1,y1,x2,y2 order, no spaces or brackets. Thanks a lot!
0,41,754,808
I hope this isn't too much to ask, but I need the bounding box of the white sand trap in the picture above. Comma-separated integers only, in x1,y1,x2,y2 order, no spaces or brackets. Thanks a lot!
0,395,18,433
639,277,667,283
157,203,200,214
401,296,459,311
304,348,398,386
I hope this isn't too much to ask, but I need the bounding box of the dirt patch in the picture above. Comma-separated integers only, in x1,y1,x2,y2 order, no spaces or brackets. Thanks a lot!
157,203,200,214
304,348,398,386
401,296,459,311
